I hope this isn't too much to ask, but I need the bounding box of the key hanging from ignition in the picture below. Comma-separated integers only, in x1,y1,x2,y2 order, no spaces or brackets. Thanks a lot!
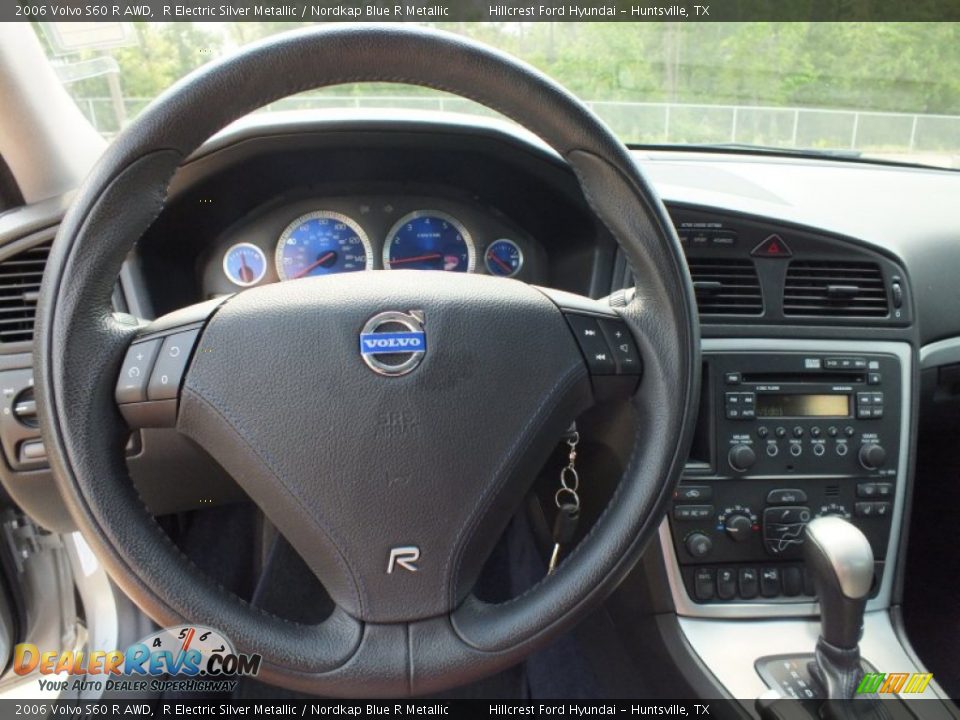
548,428,581,575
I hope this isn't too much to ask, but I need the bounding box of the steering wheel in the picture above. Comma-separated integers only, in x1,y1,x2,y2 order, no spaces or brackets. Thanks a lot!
35,25,699,696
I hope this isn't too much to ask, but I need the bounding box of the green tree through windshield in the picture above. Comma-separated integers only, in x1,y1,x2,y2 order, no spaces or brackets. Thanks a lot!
38,22,960,168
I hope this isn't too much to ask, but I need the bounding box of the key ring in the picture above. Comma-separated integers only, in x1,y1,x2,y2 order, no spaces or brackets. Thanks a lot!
555,487,580,511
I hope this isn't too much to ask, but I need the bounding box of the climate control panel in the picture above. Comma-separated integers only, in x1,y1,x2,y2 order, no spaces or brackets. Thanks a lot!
669,349,901,604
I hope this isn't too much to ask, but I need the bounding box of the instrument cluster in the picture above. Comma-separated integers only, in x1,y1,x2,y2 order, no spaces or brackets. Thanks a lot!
206,195,539,296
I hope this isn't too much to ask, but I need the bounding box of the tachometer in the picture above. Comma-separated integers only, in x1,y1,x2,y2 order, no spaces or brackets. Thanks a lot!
222,242,268,287
275,211,373,280
384,211,474,272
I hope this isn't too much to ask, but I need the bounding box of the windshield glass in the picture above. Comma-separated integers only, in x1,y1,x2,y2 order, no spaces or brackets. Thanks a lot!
37,22,960,169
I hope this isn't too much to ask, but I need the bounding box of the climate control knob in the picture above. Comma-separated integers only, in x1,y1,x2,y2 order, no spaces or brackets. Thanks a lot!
728,444,757,472
724,513,754,542
685,532,713,558
859,443,887,470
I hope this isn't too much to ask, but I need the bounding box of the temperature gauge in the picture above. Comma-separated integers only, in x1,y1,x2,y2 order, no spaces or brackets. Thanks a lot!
222,243,267,287
484,238,524,277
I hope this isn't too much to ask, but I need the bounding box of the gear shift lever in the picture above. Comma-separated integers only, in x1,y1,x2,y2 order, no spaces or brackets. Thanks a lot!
804,516,875,699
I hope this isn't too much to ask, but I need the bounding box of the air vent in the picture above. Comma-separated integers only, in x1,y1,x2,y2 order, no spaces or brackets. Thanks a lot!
686,258,763,316
0,242,50,344
783,260,888,318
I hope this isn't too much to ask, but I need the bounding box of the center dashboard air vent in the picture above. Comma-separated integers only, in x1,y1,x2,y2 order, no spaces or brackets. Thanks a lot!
783,260,889,318
686,258,763,316
0,242,50,344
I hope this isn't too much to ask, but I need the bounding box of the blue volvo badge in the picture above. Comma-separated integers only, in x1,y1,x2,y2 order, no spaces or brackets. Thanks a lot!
359,311,426,376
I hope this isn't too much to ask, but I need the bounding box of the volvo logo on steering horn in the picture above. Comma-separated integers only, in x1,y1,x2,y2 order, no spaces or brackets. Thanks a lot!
359,310,426,376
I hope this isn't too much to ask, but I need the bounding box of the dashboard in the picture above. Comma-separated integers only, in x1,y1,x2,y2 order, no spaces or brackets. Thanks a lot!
204,192,545,297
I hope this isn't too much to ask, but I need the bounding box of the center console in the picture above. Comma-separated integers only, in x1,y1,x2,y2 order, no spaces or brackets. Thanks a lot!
661,339,910,617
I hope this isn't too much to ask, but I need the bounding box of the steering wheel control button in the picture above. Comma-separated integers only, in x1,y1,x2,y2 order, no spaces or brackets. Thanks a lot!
116,338,163,404
359,310,426,377
597,318,641,375
147,329,200,401
767,489,808,505
564,314,616,375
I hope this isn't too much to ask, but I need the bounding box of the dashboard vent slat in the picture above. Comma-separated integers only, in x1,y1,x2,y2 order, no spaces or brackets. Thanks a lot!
0,243,50,344
687,258,763,316
783,260,889,318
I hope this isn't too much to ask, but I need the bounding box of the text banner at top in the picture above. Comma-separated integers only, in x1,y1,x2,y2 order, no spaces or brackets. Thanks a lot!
8,0,960,23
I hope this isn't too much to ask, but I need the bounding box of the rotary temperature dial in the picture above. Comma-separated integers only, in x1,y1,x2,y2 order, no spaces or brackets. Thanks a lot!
717,505,758,543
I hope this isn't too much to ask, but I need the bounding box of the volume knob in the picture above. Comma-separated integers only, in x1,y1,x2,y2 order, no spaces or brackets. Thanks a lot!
859,444,887,470
728,444,757,472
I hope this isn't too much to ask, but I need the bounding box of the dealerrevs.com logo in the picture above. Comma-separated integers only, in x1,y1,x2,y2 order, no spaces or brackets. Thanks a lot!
13,625,261,694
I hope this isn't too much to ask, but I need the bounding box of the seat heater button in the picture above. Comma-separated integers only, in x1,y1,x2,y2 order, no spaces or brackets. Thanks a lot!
564,314,616,375
147,329,200,401
116,338,162,404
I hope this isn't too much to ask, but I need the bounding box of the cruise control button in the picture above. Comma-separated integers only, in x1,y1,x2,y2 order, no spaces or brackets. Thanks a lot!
597,318,642,375
147,330,200,401
565,315,616,375
116,338,163,404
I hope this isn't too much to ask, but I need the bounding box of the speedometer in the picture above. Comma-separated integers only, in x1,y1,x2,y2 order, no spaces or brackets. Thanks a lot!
383,211,475,273
275,211,373,280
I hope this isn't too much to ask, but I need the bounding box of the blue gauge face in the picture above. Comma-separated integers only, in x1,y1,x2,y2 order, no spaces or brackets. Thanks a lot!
223,243,267,287
384,212,474,272
276,211,372,280
484,239,524,278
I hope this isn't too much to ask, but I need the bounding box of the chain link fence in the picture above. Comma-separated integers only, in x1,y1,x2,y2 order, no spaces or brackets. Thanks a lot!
76,96,960,166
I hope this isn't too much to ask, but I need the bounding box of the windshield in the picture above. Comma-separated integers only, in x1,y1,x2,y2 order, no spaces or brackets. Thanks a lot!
37,22,960,170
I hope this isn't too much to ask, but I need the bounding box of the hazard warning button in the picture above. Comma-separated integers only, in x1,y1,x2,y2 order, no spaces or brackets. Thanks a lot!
751,234,792,258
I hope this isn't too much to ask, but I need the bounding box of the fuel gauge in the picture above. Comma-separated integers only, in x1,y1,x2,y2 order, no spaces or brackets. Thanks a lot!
223,242,267,287
484,238,523,277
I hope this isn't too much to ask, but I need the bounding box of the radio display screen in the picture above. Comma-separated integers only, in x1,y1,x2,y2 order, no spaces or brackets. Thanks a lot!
756,393,850,418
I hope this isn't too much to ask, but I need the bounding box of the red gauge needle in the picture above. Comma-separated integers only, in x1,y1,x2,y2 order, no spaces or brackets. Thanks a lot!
293,251,336,279
389,253,443,266
487,252,513,274
238,252,255,283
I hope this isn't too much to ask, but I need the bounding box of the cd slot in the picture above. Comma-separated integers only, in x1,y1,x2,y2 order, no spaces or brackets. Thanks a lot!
741,372,864,384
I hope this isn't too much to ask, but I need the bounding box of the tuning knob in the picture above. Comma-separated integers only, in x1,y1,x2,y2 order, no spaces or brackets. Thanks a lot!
858,444,887,470
728,444,757,472
724,513,753,542
685,532,713,558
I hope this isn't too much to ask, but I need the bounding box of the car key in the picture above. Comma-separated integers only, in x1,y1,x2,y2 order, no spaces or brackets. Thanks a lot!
548,502,580,575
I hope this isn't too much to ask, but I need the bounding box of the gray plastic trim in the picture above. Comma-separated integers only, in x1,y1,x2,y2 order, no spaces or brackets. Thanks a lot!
919,336,960,370
661,338,913,619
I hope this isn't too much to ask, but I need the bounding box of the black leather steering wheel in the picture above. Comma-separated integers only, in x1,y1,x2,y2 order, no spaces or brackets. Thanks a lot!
35,25,699,696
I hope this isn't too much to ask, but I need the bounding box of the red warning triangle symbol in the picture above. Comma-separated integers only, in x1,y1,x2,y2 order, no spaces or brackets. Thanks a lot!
752,234,792,258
